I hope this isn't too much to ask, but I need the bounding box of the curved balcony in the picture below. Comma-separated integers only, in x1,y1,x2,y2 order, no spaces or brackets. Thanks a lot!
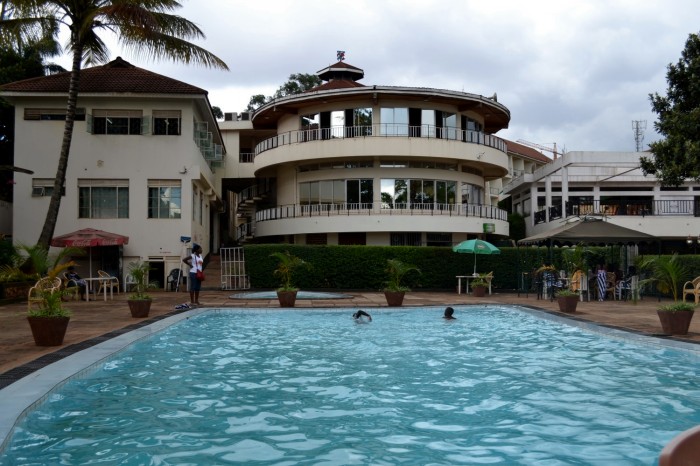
238,202,509,241
254,124,507,156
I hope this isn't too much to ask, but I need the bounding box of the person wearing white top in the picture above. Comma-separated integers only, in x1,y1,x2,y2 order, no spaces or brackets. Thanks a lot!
183,243,203,305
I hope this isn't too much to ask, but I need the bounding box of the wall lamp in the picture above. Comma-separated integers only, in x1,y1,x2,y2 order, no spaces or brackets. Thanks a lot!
687,234,699,245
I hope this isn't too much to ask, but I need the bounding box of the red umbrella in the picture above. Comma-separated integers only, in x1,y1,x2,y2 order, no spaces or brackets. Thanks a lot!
51,228,129,248
51,228,129,277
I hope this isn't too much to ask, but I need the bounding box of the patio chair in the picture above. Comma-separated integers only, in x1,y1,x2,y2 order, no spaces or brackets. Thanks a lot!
167,268,183,291
27,276,62,311
123,273,136,292
97,270,120,296
682,276,700,304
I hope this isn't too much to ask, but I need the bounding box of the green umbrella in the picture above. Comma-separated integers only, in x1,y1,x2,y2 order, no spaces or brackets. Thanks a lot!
452,239,501,274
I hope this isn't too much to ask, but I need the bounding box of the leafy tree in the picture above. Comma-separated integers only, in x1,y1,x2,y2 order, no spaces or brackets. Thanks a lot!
0,0,229,249
640,32,700,186
246,73,321,111
211,105,223,120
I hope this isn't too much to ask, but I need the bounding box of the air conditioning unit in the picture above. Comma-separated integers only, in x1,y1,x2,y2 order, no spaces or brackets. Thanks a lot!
240,112,250,121
224,112,236,121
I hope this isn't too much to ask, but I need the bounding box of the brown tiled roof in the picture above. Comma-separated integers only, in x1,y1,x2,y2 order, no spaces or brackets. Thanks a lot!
307,79,366,92
315,61,364,74
505,139,552,163
0,57,206,95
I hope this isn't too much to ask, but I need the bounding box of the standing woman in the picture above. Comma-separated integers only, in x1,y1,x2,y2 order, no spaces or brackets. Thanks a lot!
596,264,607,301
183,243,204,306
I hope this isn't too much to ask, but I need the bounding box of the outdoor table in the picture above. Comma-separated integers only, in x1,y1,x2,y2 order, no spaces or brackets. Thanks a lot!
456,274,479,295
82,277,113,302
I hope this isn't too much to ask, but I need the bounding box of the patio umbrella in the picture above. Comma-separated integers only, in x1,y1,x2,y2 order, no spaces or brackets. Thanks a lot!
51,228,129,277
453,239,501,274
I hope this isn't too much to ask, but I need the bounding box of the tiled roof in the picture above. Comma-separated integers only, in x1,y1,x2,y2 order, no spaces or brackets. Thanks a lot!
0,57,207,95
307,80,366,92
315,61,364,74
506,140,552,163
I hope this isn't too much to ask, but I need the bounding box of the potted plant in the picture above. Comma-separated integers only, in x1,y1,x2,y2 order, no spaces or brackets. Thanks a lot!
637,254,694,335
555,289,579,313
27,281,72,346
383,259,420,306
126,261,156,317
656,302,696,335
271,251,310,307
470,274,489,297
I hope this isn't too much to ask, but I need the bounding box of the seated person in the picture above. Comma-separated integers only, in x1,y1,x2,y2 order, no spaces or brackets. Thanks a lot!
352,310,372,323
65,265,87,300
443,307,456,320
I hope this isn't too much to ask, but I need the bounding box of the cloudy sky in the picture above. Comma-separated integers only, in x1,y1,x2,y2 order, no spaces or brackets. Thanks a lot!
56,0,698,154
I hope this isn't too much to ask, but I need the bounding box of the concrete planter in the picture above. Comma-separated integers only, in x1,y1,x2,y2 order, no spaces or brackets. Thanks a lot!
384,290,406,306
277,290,298,308
657,309,694,335
128,299,152,318
27,316,70,346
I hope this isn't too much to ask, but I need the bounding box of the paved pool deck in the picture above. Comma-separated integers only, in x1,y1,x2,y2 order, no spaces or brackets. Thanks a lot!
2,288,699,383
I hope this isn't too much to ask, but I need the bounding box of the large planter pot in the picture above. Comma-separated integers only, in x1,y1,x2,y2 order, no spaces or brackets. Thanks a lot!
472,285,487,298
27,316,70,346
128,299,152,318
384,290,406,306
277,290,298,308
657,309,695,335
557,295,579,313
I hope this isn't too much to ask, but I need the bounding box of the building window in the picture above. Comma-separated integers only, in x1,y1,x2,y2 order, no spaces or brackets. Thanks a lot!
382,179,456,209
380,107,408,136
306,233,327,245
391,232,421,246
153,110,181,135
89,109,143,135
24,108,86,121
78,180,129,218
339,232,366,245
426,232,452,247
31,178,65,197
148,180,181,218
299,179,373,208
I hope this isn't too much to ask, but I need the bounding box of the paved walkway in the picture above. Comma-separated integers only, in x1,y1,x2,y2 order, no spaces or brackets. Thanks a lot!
2,287,699,382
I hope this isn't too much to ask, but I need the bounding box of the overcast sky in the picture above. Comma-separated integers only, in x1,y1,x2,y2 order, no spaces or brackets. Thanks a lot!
56,0,698,154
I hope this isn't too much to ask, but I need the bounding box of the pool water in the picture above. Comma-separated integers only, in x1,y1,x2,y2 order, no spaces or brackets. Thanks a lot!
2,306,700,465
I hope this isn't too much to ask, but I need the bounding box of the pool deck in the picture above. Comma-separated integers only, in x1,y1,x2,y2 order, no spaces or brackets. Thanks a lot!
2,287,700,382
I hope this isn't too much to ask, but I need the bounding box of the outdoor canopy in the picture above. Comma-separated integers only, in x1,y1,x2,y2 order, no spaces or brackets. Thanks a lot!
51,228,129,278
452,239,501,274
517,218,654,246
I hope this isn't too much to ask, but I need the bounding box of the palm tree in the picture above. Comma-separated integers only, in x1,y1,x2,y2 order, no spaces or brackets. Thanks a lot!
1,0,229,249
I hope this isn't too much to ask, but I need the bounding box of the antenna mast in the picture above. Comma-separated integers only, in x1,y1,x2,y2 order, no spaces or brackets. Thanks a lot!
632,120,646,152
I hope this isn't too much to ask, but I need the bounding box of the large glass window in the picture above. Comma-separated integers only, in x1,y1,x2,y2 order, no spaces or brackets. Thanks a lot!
380,107,408,136
421,109,435,138
78,180,129,218
299,179,372,208
148,180,181,218
462,183,483,205
382,179,456,209
153,110,181,136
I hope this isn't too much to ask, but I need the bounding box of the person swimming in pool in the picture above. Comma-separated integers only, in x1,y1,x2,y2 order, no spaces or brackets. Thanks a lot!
353,310,372,323
443,307,456,320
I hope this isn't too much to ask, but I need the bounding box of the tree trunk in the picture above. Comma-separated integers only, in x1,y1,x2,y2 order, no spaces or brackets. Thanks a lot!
37,40,83,249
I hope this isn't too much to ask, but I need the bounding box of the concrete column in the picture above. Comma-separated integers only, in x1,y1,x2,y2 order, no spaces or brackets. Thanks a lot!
545,176,552,222
561,166,569,217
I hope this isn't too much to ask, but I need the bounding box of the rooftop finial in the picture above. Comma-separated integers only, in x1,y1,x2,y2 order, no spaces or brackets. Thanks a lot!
337,50,345,62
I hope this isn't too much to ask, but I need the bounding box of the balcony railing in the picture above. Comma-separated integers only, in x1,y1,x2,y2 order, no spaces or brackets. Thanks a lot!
253,124,507,157
255,202,508,223
534,199,700,224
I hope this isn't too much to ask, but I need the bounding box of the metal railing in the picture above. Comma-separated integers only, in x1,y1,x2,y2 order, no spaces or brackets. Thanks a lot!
253,124,507,157
239,152,254,163
255,202,508,223
533,199,700,224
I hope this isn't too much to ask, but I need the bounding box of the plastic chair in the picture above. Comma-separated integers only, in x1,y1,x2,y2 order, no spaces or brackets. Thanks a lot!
97,270,120,295
167,268,183,291
123,274,136,292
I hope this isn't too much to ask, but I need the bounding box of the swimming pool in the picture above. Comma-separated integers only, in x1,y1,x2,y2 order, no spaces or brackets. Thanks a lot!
2,306,700,464
230,291,352,299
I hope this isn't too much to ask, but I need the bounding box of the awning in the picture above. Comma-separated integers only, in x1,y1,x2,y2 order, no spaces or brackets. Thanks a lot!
51,228,129,248
518,218,654,246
